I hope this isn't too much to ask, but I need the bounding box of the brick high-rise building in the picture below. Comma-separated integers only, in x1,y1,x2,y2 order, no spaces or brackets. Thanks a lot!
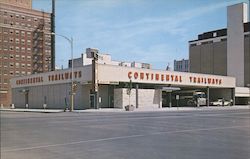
0,0,52,106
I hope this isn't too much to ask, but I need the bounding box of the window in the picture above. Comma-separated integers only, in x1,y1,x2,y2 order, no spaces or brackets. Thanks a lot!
10,71,14,76
3,62,8,67
3,38,8,43
9,46,14,51
21,31,25,36
16,46,20,52
10,63,14,67
3,54,8,59
9,38,14,43
4,79,8,84
3,47,8,51
10,54,14,59
16,55,20,60
21,47,25,52
15,30,19,35
21,39,25,44
21,55,25,60
21,63,25,68
15,71,20,76
15,39,20,44
3,70,8,75
15,63,20,68
3,29,8,34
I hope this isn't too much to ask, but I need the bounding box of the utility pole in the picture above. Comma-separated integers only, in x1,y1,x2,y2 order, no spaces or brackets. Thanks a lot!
92,52,99,109
51,0,55,71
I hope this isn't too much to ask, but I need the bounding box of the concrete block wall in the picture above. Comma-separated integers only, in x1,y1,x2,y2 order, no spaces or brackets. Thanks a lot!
138,89,162,109
114,88,161,109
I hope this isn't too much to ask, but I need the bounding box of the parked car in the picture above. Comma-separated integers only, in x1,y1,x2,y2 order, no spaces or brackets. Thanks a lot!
210,99,231,106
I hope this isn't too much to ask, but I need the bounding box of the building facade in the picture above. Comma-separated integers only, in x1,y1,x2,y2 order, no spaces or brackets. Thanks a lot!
189,3,250,88
0,0,52,106
69,48,152,69
10,62,242,110
174,59,189,72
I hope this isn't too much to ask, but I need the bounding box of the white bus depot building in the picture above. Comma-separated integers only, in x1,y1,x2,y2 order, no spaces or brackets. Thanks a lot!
10,52,250,110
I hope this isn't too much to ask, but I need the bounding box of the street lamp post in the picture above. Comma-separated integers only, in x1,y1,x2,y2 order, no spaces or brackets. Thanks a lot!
51,33,74,111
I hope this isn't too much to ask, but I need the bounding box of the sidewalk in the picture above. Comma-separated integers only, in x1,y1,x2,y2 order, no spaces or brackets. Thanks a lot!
1,105,249,113
134,105,250,112
0,108,64,113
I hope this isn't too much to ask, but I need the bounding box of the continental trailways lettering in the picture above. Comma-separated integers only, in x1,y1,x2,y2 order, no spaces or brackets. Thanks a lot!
128,71,182,83
48,71,82,82
128,71,222,85
16,71,82,85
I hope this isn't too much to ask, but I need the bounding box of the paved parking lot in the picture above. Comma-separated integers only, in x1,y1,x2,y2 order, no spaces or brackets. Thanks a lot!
1,108,250,159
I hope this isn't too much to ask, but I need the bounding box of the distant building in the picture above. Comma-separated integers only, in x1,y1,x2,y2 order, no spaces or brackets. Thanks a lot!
0,0,52,106
174,59,189,72
69,48,152,69
189,3,249,87
189,3,250,104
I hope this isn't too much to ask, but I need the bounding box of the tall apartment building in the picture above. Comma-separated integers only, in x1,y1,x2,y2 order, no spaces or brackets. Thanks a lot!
189,3,250,87
174,59,189,72
0,0,52,106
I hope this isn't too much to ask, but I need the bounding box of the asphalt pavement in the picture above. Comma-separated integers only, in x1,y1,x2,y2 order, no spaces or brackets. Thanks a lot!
1,108,250,159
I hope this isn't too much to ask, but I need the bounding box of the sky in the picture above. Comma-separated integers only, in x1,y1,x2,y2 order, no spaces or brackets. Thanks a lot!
32,0,249,70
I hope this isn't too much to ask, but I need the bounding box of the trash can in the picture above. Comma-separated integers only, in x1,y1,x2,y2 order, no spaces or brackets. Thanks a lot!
125,105,134,111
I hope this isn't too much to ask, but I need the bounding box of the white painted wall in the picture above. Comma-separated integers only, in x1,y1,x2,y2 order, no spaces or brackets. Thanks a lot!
98,64,236,88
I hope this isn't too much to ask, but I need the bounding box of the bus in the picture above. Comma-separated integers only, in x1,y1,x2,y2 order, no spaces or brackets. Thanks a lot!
176,90,207,106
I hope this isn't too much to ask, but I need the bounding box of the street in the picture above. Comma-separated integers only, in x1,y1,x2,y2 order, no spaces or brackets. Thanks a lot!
1,108,250,159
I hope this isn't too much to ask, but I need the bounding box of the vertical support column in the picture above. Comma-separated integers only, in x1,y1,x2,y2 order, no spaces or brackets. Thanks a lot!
159,89,162,108
92,57,99,109
169,92,172,107
207,87,210,107
136,84,139,108
232,88,235,106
